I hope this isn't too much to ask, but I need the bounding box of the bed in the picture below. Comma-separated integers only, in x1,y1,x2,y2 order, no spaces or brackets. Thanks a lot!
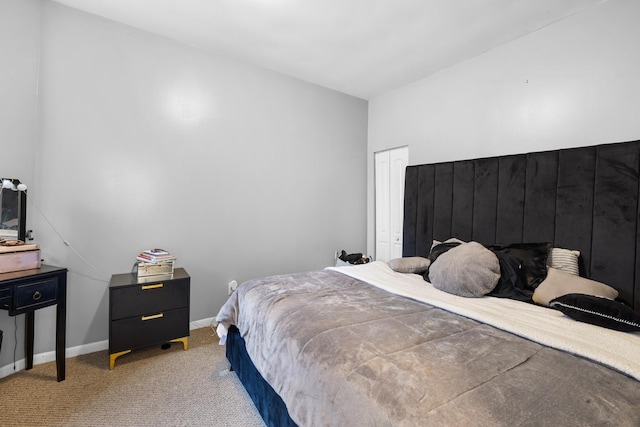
216,140,640,427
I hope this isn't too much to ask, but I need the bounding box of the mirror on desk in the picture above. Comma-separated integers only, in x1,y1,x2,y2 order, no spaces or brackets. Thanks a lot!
0,178,27,241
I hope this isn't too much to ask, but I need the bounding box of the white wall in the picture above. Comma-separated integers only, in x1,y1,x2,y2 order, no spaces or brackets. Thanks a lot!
0,0,39,182
1,0,367,370
0,0,41,370
367,0,640,256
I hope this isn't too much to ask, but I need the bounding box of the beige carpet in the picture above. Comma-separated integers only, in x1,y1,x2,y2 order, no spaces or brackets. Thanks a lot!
0,327,266,427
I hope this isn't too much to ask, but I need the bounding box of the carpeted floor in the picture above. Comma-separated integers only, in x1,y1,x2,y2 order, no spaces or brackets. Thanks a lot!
0,327,266,427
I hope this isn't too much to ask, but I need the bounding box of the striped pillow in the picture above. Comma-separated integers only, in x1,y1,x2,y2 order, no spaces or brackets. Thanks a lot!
547,247,580,276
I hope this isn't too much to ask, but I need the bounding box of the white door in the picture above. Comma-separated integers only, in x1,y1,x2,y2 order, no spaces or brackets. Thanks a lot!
375,151,390,261
375,146,408,262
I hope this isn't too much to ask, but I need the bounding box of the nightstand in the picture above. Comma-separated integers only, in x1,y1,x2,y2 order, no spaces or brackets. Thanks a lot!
108,268,190,369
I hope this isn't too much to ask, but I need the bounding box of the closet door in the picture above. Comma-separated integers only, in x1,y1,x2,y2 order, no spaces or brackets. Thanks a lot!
389,147,408,259
375,146,408,262
375,151,391,261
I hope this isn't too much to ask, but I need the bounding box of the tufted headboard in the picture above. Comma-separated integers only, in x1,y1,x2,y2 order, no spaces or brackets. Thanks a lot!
403,140,640,310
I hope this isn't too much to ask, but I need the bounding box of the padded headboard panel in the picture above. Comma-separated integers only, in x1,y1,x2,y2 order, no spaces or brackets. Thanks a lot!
403,140,640,310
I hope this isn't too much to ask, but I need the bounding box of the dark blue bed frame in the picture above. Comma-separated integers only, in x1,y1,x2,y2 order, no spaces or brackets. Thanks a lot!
226,325,297,426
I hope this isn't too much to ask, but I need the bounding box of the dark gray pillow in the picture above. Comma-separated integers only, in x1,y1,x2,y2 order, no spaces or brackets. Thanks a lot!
428,242,500,297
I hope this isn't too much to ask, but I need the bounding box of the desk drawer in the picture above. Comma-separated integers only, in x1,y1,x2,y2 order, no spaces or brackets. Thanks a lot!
0,286,10,309
110,278,189,320
109,307,189,353
15,278,57,310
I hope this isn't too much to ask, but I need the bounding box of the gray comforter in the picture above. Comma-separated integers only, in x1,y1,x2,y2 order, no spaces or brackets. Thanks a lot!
216,269,640,427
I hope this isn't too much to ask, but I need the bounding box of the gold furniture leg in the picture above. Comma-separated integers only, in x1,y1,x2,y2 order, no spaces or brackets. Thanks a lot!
171,336,188,351
109,350,132,370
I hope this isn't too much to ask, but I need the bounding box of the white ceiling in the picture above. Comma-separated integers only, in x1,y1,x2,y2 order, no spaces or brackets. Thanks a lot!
51,0,603,100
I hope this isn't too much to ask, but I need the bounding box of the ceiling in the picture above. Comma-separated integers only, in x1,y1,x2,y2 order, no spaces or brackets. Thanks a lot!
51,0,603,100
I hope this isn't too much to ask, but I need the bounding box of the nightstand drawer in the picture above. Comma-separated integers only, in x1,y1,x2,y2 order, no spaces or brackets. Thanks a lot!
109,307,189,353
15,278,58,310
110,278,189,320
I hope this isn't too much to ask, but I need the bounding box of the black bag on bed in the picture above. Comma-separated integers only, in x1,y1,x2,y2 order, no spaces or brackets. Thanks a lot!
338,250,370,265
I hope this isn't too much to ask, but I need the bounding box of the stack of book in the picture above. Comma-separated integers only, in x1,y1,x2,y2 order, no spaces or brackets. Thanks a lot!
136,248,176,264
136,249,176,277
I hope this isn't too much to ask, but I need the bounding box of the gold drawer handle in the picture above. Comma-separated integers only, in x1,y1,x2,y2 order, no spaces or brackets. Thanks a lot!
33,291,41,301
141,313,163,321
141,283,163,290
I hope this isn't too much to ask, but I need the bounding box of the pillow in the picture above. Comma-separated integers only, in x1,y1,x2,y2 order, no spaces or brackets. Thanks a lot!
547,247,580,276
487,251,533,302
550,294,640,332
488,242,551,290
428,238,465,264
533,267,618,306
388,257,431,274
428,242,461,263
430,237,465,251
428,241,500,297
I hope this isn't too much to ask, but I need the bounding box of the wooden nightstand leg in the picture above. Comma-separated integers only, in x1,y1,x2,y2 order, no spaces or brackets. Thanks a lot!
170,336,188,351
110,350,132,370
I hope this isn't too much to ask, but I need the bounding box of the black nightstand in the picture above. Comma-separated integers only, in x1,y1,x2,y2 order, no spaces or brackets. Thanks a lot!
108,268,190,369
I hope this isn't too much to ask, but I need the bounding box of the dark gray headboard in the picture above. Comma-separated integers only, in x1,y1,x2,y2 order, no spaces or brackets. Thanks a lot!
403,140,640,310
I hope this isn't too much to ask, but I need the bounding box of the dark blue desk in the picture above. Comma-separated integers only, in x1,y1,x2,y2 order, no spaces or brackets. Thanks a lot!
0,265,67,381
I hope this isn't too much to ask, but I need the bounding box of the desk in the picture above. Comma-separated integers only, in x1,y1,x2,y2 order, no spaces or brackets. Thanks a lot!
0,265,67,381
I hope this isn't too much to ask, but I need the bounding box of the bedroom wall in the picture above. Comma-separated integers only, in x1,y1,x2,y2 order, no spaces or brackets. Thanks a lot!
0,0,39,185
0,0,41,370
1,0,367,371
367,0,640,256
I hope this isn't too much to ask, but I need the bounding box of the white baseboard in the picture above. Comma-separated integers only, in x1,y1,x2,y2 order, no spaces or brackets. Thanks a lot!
0,359,26,379
0,317,218,379
190,316,216,330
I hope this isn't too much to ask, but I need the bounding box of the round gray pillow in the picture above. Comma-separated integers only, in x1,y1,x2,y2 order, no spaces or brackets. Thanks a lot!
428,241,500,297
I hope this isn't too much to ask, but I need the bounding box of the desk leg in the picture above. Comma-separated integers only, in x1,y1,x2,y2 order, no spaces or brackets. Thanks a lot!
24,311,34,370
56,288,67,382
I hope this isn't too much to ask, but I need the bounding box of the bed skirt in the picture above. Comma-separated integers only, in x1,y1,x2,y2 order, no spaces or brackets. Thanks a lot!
226,326,297,427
